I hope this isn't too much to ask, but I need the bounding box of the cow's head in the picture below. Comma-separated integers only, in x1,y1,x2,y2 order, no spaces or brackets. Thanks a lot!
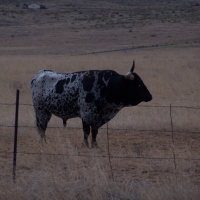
123,60,152,106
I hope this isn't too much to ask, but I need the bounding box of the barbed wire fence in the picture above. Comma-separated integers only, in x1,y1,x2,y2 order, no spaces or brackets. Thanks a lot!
0,90,200,183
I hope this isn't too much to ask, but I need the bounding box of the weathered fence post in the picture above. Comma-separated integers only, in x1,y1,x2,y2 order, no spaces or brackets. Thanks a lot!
13,89,19,182
170,103,177,180
106,122,114,181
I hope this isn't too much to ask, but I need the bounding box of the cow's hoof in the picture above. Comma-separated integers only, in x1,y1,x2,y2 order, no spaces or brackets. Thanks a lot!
91,141,98,148
82,140,89,148
39,137,47,146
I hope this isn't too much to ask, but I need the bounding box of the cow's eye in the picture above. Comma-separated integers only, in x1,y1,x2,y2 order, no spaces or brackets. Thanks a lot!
139,85,142,88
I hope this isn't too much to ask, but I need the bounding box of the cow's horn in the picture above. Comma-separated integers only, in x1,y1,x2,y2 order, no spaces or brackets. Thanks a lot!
130,60,135,72
125,71,134,80
125,60,135,80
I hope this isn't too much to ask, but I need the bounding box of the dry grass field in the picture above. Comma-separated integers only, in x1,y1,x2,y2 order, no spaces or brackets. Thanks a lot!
0,0,200,199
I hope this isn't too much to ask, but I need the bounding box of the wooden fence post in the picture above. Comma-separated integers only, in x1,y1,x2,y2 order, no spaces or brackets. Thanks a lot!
170,103,177,179
13,89,19,182
106,122,114,181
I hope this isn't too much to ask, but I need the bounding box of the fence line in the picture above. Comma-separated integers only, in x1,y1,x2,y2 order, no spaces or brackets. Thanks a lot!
0,151,200,161
1,98,200,181
1,124,200,134
1,102,200,109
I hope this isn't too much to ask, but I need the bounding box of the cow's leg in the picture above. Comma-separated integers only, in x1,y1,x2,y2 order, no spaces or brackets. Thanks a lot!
63,119,67,127
35,108,52,142
91,127,98,148
82,120,90,147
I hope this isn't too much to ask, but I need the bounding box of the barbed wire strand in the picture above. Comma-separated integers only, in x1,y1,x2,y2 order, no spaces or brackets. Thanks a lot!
0,151,199,161
1,124,200,134
0,102,200,109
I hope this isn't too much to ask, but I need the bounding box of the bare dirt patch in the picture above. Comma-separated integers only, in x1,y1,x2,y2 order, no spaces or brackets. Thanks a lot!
0,0,200,55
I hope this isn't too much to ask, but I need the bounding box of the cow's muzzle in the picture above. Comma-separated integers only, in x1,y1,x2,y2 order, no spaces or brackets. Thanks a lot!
145,94,152,102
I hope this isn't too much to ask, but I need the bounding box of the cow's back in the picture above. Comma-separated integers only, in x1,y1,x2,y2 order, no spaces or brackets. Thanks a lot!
31,70,65,103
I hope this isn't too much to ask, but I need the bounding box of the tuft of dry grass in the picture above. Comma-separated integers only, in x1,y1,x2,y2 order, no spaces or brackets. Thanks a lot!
0,137,199,200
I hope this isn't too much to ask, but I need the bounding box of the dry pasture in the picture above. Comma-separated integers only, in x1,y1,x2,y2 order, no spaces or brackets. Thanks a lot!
0,0,200,199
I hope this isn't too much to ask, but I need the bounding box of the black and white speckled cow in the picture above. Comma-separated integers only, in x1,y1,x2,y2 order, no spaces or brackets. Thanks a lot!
30,61,152,147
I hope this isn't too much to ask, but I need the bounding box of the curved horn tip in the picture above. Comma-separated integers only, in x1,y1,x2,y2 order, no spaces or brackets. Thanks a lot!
130,60,135,72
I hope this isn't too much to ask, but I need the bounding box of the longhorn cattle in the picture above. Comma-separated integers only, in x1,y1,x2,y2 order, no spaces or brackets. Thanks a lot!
30,61,152,147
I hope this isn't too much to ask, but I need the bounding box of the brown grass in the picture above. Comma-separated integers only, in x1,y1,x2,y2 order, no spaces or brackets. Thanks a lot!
1,48,200,199
0,0,200,199
0,135,200,199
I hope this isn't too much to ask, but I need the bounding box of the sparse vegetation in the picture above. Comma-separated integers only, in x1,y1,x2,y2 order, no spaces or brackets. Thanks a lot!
0,138,200,199
1,48,200,199
0,0,200,199
0,0,200,28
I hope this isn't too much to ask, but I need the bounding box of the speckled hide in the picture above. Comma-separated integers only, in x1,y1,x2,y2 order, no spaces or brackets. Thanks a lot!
30,63,152,147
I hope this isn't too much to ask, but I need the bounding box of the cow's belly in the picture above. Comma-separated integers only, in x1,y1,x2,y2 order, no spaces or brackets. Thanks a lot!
51,107,80,119
45,99,80,120
53,112,79,120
